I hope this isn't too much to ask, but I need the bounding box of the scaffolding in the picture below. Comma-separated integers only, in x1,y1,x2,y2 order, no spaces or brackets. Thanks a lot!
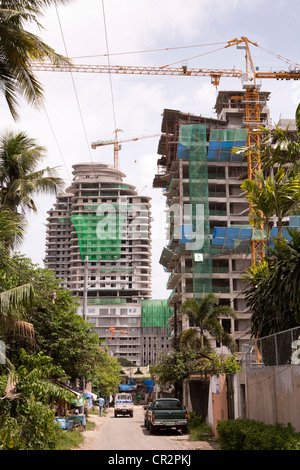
141,299,174,328
70,212,126,261
177,124,212,299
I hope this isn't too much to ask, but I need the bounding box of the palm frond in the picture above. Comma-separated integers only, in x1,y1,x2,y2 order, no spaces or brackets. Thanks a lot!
0,3,71,119
0,283,34,310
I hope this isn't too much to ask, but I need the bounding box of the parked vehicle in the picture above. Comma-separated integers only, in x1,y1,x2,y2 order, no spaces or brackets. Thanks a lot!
114,393,134,417
144,398,188,434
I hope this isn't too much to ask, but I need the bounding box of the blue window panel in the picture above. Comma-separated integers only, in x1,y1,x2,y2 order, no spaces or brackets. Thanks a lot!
230,152,243,162
180,224,194,244
208,141,221,150
233,140,247,148
221,141,233,150
207,150,220,161
177,142,189,160
220,150,232,161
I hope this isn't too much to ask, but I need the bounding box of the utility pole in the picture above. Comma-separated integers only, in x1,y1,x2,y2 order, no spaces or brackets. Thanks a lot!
83,256,88,322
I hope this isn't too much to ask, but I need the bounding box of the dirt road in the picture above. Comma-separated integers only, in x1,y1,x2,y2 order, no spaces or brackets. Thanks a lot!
76,406,219,451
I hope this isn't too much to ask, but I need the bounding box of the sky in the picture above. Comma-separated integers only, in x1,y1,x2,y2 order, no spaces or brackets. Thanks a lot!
4,0,300,298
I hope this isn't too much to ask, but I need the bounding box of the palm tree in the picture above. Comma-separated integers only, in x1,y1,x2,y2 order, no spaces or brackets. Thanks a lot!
257,102,300,175
0,0,72,119
0,209,34,343
0,129,64,214
235,103,300,176
180,294,237,353
241,167,300,239
244,228,300,338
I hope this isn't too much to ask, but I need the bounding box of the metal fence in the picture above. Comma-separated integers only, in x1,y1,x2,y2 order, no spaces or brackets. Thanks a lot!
241,326,300,369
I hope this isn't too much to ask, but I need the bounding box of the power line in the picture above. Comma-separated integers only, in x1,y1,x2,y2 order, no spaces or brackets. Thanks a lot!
101,0,118,142
42,104,72,185
55,5,94,166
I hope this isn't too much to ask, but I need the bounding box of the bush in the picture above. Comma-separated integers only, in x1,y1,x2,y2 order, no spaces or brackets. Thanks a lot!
217,418,300,450
188,411,203,428
188,412,213,441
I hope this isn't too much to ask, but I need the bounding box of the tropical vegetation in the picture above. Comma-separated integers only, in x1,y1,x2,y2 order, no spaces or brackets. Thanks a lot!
0,0,71,120
0,349,72,450
244,228,300,338
151,295,240,400
0,129,64,215
239,103,300,241
217,418,300,450
180,294,237,353
240,103,300,337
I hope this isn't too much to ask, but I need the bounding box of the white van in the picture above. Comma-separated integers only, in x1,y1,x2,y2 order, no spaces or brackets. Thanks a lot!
114,393,134,417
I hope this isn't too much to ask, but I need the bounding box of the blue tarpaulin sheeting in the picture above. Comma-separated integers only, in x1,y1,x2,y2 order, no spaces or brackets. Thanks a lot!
143,380,154,393
119,384,136,391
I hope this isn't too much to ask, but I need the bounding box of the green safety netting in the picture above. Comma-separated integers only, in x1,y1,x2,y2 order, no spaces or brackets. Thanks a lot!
70,212,126,261
178,124,212,299
141,299,174,328
159,247,174,268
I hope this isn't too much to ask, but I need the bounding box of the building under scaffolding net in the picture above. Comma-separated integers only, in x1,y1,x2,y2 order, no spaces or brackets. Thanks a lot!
141,300,174,365
142,299,174,328
152,98,298,359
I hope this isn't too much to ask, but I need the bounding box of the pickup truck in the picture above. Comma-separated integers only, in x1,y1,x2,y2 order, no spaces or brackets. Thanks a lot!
144,398,188,434
114,393,134,417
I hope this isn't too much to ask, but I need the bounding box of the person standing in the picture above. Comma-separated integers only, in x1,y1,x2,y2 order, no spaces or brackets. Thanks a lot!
97,396,105,416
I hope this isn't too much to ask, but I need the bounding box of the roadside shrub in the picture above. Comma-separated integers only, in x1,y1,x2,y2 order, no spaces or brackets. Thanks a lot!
188,412,213,441
188,411,203,428
217,418,300,450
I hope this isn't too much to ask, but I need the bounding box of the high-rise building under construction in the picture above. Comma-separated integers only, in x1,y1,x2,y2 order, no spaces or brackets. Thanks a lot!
45,162,152,365
153,90,272,358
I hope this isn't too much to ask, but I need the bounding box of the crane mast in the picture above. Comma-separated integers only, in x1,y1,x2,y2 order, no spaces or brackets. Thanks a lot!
30,36,300,265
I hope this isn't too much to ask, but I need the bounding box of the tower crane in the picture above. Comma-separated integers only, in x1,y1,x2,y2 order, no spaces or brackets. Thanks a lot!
30,36,300,265
91,128,161,170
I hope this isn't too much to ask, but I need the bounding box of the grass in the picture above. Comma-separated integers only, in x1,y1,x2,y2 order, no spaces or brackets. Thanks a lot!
189,422,214,442
54,427,84,450
54,416,96,450
187,413,214,442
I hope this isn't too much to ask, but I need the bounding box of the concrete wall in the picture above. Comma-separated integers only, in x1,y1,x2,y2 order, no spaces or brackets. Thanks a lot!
184,365,300,436
235,365,300,432
207,374,228,437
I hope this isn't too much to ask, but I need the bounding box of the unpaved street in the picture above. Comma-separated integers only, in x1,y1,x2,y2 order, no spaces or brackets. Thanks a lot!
76,406,218,451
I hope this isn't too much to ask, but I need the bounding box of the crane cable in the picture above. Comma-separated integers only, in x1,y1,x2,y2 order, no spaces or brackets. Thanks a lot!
70,41,229,59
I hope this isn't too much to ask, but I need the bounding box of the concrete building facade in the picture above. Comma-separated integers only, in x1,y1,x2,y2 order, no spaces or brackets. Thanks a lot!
152,90,272,358
45,162,152,365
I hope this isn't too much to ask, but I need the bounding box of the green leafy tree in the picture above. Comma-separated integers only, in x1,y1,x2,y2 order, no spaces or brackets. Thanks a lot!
241,168,300,239
180,294,237,353
150,349,200,400
0,0,72,119
151,349,240,401
0,129,64,214
91,348,121,397
0,210,34,342
0,254,100,381
0,128,63,339
244,228,300,337
254,102,300,175
0,349,72,450
238,103,300,241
